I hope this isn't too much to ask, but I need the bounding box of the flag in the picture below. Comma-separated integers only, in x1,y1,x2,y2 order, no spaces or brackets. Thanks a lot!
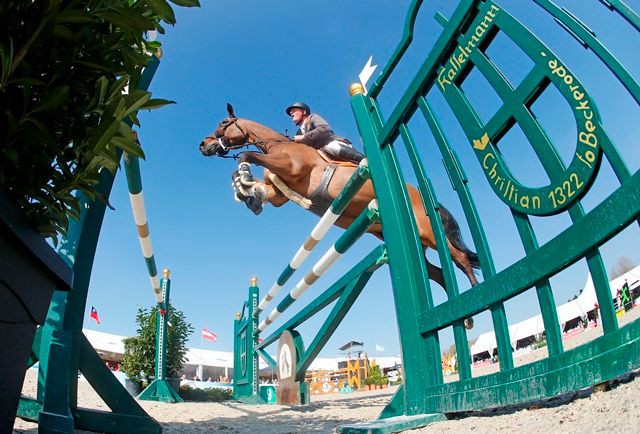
375,344,384,352
90,306,101,324
202,328,217,342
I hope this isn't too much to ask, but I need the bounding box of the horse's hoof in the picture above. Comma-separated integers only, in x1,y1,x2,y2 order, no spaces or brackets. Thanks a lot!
464,317,474,330
245,197,263,215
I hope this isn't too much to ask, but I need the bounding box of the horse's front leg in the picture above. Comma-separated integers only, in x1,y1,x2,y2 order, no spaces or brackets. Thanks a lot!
232,154,291,214
239,152,300,180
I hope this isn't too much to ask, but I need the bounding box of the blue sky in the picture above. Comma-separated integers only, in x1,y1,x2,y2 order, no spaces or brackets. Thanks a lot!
84,0,640,359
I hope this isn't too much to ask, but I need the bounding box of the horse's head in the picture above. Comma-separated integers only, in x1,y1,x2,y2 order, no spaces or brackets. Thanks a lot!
199,103,250,157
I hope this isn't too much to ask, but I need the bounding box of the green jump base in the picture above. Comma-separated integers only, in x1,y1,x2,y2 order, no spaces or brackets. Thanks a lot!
138,379,183,403
17,397,161,433
234,395,271,405
338,413,446,434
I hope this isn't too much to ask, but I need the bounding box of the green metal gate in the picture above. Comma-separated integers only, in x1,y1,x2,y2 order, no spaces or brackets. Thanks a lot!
345,0,640,431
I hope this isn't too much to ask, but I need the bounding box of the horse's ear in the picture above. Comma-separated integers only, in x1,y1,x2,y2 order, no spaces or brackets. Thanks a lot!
227,103,236,118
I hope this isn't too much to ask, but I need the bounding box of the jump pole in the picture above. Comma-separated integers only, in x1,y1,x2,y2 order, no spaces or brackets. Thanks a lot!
123,149,181,403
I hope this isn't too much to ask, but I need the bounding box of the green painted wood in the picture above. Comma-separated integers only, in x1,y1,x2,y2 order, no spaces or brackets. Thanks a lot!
233,285,259,400
416,97,515,370
352,94,442,415
296,269,377,379
17,398,41,422
257,246,386,350
17,56,162,433
349,0,639,423
139,276,181,403
604,0,640,30
338,413,447,434
138,379,183,403
72,408,161,434
399,124,471,381
420,318,640,413
420,171,640,332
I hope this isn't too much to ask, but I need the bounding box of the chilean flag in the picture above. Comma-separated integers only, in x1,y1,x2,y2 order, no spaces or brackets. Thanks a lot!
90,306,101,324
201,328,217,343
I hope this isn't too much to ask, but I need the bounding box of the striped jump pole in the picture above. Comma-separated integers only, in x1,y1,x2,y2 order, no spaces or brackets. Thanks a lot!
257,199,379,333
123,149,165,309
255,159,370,317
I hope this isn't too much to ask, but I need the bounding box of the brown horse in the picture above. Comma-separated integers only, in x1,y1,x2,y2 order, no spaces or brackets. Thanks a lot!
199,104,480,292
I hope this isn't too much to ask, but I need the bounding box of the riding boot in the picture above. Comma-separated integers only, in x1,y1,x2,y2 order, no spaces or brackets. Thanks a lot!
323,142,364,164
336,145,364,163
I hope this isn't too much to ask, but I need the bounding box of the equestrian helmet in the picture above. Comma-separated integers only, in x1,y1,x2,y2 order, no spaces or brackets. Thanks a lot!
285,102,311,116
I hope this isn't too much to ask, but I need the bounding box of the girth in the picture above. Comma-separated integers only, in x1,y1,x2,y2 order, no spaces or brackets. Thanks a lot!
308,164,338,217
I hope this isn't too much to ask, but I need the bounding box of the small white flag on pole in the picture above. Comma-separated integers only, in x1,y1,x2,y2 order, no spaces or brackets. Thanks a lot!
358,56,378,95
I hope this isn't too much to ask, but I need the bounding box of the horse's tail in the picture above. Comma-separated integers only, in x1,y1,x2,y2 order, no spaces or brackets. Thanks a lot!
438,205,480,270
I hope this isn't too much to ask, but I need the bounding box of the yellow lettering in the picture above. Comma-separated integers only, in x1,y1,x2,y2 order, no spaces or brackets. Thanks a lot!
448,68,456,82
489,162,498,180
520,195,530,209
579,131,598,148
466,40,476,52
532,195,540,209
576,151,593,168
438,68,451,89
475,25,486,38
483,152,495,169
585,120,596,133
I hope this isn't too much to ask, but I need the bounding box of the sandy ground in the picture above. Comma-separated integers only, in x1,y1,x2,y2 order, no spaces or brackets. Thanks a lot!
13,310,640,433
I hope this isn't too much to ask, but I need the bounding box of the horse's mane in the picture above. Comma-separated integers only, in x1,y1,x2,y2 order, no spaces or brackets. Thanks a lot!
240,118,290,142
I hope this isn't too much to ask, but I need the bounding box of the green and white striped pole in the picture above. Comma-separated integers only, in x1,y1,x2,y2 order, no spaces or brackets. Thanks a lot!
255,160,370,317
257,200,379,333
123,149,165,309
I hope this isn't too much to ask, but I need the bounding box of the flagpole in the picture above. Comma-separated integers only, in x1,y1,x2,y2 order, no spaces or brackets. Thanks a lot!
200,330,203,381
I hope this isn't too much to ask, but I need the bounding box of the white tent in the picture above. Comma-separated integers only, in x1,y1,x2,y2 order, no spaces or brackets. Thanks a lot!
509,314,544,342
470,266,640,359
470,331,497,357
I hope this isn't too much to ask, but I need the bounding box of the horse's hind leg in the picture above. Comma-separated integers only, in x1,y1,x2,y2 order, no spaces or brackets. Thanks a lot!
424,254,446,290
446,239,479,287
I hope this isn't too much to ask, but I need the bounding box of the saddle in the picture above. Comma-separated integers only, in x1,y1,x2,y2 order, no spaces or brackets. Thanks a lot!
316,149,359,168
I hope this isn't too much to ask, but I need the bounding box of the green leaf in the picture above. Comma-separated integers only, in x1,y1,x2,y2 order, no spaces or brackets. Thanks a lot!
31,86,70,113
52,24,77,40
141,98,175,110
112,134,145,159
94,9,155,33
6,78,46,86
169,0,201,7
55,9,93,24
123,91,152,117
149,0,177,25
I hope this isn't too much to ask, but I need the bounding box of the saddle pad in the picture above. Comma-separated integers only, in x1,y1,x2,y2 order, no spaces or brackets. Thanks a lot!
317,149,358,168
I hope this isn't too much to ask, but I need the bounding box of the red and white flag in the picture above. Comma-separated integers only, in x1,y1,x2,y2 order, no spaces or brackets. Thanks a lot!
90,306,101,324
201,328,217,343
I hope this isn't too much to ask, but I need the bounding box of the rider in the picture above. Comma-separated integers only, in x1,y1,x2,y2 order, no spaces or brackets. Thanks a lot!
285,102,364,163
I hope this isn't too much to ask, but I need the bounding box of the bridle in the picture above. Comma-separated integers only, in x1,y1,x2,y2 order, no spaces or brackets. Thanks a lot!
204,117,291,160
204,117,258,159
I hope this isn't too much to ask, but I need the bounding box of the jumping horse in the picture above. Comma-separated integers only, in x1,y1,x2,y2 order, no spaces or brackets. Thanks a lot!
199,104,480,315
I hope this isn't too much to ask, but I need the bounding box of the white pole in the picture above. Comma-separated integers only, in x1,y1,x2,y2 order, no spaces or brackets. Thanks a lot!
199,333,203,380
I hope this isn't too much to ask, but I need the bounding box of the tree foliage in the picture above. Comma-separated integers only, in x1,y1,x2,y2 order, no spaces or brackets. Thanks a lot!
0,0,199,238
122,305,194,383
609,256,636,280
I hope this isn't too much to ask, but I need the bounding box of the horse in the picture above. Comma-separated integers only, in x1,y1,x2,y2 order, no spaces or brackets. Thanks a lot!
199,104,480,308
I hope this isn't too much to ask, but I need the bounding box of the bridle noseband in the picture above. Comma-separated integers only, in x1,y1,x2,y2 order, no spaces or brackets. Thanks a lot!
205,118,262,159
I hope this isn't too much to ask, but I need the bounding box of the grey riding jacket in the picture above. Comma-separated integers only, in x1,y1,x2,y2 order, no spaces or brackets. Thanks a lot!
297,113,347,148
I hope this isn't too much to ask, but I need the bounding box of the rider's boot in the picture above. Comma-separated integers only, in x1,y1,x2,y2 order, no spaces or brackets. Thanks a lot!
324,142,364,164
